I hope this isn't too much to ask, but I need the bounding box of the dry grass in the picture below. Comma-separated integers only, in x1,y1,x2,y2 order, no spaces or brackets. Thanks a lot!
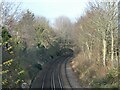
70,51,110,87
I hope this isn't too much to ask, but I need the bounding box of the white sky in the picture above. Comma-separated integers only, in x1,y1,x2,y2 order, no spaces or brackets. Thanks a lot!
1,0,117,23
20,0,91,23
21,0,89,23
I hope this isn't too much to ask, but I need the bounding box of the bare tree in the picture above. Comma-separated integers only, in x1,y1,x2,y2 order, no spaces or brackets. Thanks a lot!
75,1,118,67
54,16,74,49
0,1,21,27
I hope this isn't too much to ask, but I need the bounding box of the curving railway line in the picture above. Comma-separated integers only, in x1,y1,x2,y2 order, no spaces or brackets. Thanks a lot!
31,55,74,89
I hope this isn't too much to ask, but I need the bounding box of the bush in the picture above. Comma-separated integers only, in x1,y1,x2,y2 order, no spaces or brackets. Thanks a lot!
91,68,118,88
71,52,118,88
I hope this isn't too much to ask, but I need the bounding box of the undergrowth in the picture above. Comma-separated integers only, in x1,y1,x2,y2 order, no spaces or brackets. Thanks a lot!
71,53,118,88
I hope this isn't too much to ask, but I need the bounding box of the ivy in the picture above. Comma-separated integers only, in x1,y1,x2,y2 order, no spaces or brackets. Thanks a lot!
1,27,25,88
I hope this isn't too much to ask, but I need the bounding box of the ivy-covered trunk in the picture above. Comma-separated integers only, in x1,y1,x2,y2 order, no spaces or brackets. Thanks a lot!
1,27,25,88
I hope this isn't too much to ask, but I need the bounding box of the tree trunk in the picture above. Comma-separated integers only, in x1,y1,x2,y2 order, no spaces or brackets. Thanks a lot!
103,39,106,66
86,42,91,60
111,30,114,67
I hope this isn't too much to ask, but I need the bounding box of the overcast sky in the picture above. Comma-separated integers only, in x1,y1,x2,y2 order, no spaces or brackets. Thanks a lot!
1,0,115,23
20,0,90,23
2,0,104,23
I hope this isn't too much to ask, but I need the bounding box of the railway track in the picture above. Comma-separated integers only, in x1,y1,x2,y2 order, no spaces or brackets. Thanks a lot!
64,57,73,89
31,55,73,89
41,56,61,89
61,56,73,89
50,56,64,89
